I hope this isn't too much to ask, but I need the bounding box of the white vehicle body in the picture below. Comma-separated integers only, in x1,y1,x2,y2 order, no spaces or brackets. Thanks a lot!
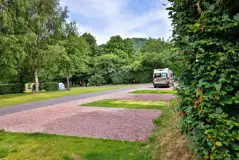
153,68,174,88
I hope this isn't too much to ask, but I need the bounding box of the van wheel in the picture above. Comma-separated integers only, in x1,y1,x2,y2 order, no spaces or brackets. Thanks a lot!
154,85,156,88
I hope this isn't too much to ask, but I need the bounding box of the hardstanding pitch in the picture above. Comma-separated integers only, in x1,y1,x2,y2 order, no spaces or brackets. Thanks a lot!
0,89,166,141
0,106,161,141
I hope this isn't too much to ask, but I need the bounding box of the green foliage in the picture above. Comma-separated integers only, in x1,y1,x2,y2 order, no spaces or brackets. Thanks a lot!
168,0,239,159
39,82,59,91
0,1,174,90
82,32,97,56
89,36,173,84
0,84,24,95
130,38,148,50
88,73,106,86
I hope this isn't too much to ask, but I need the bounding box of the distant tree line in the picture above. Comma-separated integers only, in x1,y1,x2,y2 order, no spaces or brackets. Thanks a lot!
0,0,174,92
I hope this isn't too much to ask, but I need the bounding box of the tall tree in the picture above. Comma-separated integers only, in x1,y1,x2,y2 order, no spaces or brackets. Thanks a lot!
58,22,90,89
24,0,67,92
0,0,29,83
82,32,97,56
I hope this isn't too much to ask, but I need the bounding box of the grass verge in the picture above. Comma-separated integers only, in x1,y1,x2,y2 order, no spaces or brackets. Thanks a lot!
0,131,145,160
130,89,177,94
82,99,194,160
0,85,136,107
82,99,169,109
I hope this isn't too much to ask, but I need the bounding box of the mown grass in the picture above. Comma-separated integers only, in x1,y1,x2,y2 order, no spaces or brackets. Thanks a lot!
83,99,169,109
0,131,145,160
0,85,136,107
83,99,194,160
130,89,177,94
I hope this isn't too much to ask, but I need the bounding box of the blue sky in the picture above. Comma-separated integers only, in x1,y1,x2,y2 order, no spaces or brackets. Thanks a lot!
60,0,172,44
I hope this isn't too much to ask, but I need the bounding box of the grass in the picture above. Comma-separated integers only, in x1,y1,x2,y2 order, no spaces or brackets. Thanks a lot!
0,85,136,107
82,99,169,109
130,89,177,94
0,132,145,160
82,99,194,160
0,99,193,160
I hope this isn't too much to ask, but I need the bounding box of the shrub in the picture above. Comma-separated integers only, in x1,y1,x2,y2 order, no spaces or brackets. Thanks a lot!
168,0,239,159
40,82,59,91
0,84,25,95
88,73,106,86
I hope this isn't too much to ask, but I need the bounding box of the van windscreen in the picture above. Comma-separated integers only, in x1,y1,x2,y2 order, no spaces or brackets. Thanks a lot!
154,73,167,78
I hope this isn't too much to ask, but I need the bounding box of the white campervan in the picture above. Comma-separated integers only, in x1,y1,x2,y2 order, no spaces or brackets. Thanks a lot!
153,68,174,88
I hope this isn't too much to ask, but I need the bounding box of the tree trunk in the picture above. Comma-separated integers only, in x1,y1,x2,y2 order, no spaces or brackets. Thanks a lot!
34,65,39,92
66,75,70,90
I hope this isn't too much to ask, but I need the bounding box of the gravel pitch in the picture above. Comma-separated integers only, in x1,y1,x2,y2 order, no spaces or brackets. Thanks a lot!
0,87,173,141
0,105,161,141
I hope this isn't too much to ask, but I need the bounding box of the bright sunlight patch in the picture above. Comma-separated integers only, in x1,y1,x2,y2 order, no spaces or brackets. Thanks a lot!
82,99,169,110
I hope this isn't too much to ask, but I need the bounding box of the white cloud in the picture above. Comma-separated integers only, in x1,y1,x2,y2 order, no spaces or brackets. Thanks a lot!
60,0,172,44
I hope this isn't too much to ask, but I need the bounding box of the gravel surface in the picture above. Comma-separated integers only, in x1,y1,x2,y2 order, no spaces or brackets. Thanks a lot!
0,105,161,141
0,86,174,141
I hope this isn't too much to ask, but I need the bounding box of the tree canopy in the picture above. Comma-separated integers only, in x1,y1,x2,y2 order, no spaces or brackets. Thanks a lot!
0,0,174,90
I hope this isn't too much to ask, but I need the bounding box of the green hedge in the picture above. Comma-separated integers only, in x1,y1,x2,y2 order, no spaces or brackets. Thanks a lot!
168,0,239,160
0,84,25,95
40,82,59,91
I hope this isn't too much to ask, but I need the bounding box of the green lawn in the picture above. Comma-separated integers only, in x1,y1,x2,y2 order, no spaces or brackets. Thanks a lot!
83,99,169,110
130,89,177,94
0,132,145,160
0,85,136,107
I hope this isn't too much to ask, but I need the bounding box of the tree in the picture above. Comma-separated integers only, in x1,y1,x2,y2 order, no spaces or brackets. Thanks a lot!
130,37,148,50
0,0,29,83
25,0,68,92
0,0,68,91
58,22,89,89
82,32,97,56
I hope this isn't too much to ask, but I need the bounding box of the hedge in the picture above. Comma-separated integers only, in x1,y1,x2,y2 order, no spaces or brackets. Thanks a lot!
40,82,59,91
0,84,25,95
168,0,239,159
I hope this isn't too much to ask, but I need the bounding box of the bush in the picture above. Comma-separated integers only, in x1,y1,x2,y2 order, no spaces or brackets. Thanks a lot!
168,1,239,159
40,82,59,91
88,74,106,86
0,84,25,95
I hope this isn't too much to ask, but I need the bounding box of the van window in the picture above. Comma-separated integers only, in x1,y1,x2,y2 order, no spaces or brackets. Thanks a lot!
154,73,167,78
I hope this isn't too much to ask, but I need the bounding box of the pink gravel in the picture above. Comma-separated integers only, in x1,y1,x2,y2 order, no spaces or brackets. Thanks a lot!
0,105,161,141
0,88,174,141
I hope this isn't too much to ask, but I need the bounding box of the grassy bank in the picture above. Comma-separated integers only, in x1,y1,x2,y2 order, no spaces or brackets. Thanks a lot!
0,85,136,107
130,89,177,94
